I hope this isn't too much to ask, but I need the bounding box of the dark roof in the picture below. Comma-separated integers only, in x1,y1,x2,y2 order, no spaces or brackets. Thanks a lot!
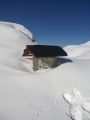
26,45,67,57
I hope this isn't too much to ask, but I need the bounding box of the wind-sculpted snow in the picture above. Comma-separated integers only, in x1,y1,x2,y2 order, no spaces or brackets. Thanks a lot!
0,21,36,71
0,21,90,120
63,89,90,120
0,21,36,43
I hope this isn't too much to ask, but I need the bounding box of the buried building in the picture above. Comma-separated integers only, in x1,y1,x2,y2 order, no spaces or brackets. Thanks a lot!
22,45,67,71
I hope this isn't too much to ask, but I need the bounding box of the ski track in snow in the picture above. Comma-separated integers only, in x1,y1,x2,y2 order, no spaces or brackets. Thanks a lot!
63,88,90,120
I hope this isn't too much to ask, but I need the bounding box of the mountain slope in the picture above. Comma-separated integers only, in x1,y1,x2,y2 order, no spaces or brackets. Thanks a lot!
64,42,90,59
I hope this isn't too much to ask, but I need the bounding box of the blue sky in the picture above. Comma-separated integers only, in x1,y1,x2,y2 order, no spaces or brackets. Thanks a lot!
0,0,90,46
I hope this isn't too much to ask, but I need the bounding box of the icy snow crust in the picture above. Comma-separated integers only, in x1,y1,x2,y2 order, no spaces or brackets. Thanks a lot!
0,22,90,120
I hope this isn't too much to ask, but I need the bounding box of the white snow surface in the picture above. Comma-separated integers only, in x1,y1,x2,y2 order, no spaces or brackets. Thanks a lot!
0,21,36,44
64,43,90,59
63,88,90,120
0,22,90,120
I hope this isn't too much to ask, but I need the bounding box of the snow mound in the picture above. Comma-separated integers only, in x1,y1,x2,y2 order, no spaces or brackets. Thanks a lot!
0,21,36,43
0,21,36,71
64,41,90,59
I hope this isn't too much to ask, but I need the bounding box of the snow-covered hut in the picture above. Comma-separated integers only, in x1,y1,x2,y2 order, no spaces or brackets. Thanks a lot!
22,45,67,71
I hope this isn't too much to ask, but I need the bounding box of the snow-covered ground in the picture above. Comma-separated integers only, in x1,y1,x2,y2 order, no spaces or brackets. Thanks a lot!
0,21,90,120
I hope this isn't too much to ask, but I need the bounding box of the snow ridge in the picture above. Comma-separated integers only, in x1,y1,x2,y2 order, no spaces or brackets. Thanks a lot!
82,41,90,45
64,41,90,59
0,21,36,43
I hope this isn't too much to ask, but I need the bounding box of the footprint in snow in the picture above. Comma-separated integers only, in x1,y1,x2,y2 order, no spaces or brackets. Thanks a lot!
63,88,90,120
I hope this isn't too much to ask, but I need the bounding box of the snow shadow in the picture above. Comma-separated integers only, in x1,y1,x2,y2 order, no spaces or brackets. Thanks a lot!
57,57,73,65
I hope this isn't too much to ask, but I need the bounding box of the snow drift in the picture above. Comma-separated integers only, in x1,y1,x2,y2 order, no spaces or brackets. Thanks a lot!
0,21,90,120
0,21,36,71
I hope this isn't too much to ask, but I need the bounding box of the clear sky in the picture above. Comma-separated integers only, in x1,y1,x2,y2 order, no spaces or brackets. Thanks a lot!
0,0,90,47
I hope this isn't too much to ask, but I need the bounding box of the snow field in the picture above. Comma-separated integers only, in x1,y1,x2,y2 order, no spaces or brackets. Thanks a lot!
0,21,90,120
